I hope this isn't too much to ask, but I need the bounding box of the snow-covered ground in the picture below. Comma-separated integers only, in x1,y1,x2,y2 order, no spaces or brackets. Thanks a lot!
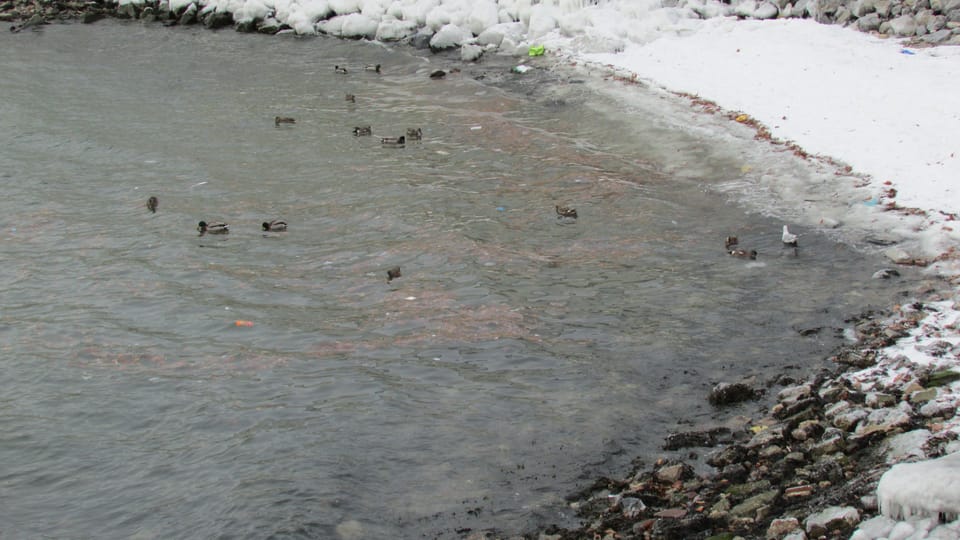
156,0,960,530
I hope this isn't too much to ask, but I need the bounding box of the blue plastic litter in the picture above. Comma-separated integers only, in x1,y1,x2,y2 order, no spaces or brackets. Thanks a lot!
900,49,915,55
496,206,506,212
864,198,880,206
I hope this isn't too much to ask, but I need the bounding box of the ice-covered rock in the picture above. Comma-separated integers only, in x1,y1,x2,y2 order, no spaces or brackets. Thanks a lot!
429,23,467,50
878,452,960,521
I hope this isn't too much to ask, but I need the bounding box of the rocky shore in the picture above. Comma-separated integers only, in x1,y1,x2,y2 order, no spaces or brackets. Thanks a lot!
462,279,958,540
5,0,960,50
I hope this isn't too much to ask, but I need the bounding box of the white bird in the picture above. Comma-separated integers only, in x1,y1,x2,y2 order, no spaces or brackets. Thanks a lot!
782,225,798,246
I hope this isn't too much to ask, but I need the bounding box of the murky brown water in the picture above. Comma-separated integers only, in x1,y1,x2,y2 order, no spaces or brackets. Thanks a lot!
0,21,912,538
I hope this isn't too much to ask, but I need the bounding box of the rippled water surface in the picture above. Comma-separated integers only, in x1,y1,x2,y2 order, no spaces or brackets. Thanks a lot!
0,22,911,538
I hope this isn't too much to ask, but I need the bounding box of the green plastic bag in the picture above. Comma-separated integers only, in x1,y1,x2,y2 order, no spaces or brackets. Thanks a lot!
528,44,545,57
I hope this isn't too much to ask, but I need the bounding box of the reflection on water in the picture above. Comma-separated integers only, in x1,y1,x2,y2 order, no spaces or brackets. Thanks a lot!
0,22,910,538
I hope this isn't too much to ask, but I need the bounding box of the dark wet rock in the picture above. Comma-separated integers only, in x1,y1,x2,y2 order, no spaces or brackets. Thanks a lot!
178,3,196,25
708,382,761,406
81,10,105,23
706,444,749,468
730,489,779,519
924,368,960,387
203,9,232,29
663,427,731,450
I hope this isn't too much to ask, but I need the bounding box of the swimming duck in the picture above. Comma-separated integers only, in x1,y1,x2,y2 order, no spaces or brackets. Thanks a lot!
345,93,356,102
729,248,758,260
555,205,578,219
724,236,738,249
387,266,402,282
353,126,372,136
365,64,381,73
146,196,158,213
262,220,287,232
334,65,348,74
198,221,229,235
381,135,406,147
782,225,798,247
275,116,295,126
406,127,422,140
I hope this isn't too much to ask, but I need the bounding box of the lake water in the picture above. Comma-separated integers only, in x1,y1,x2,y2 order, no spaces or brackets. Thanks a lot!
0,21,911,539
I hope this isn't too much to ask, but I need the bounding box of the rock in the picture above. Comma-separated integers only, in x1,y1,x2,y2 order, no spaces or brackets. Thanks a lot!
203,9,232,29
730,489,778,518
851,515,896,539
925,368,960,387
655,462,695,483
116,1,138,19
81,11,106,23
784,485,814,498
884,247,914,264
810,427,847,456
429,23,466,51
460,43,483,62
923,28,953,41
707,444,749,468
664,427,730,450
755,1,780,17
865,392,896,408
804,506,860,538
889,14,919,34
768,517,801,538
178,3,197,25
908,387,939,403
708,382,760,406
790,420,825,441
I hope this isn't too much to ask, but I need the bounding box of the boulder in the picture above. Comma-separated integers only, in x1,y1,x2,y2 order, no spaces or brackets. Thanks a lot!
708,382,760,406
888,14,919,34
805,506,861,538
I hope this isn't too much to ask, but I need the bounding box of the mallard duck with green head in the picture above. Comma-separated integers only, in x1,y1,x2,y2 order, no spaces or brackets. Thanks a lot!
198,221,229,235
381,135,406,148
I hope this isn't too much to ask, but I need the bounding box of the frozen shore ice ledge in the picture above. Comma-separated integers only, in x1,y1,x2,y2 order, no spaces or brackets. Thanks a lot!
878,452,960,521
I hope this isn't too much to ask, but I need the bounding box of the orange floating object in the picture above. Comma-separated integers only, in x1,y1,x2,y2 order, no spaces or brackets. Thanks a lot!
235,320,254,327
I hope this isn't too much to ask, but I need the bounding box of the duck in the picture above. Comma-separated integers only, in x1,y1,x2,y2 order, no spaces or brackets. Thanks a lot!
275,116,295,126
381,135,406,148
334,65,348,74
782,225,799,247
729,248,758,260
364,64,381,73
724,236,738,249
387,266,402,282
406,127,423,140
345,93,356,102
198,221,229,235
262,219,287,232
555,205,578,219
429,70,447,79
353,126,372,136
146,196,158,213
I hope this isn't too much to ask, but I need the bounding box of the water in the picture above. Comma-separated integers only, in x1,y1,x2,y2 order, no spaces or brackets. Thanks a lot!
0,22,913,539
